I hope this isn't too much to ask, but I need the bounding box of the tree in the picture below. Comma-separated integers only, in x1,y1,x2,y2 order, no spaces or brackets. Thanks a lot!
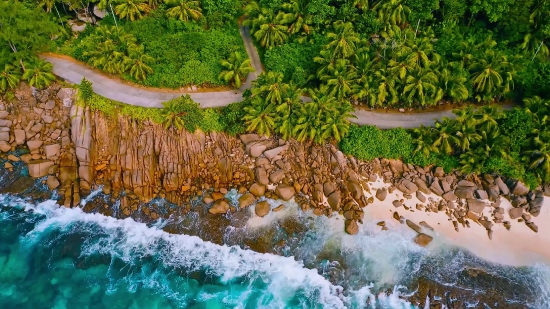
0,1,60,67
254,21,289,49
523,133,550,180
243,97,276,136
438,67,469,102
115,0,151,21
321,100,355,142
432,117,459,155
402,68,441,106
280,0,314,35
251,72,290,105
275,85,302,139
319,58,357,100
165,0,203,22
411,125,437,156
22,58,56,89
161,100,186,130
373,0,411,26
219,51,255,88
0,64,21,93
470,0,514,22
468,50,506,101
326,21,361,59
124,50,155,81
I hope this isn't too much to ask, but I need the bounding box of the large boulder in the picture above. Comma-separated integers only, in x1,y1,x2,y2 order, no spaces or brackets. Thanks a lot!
44,144,61,159
455,187,475,199
327,190,341,211
255,201,271,217
495,177,510,195
442,191,457,201
414,178,432,195
255,167,269,185
0,141,10,152
14,129,25,145
46,176,60,190
249,183,265,197
429,180,444,196
275,184,295,201
247,140,271,157
239,134,260,145
345,219,359,235
209,200,229,214
27,140,43,152
238,193,256,209
28,160,54,178
346,181,363,200
509,207,523,220
457,180,476,187
269,169,284,183
416,191,426,203
396,179,418,194
414,233,433,247
467,199,486,213
512,181,529,196
264,145,289,160
406,220,422,233
375,188,387,201
323,182,337,197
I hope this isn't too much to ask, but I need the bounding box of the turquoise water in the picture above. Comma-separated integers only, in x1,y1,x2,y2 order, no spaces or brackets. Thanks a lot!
1,193,549,308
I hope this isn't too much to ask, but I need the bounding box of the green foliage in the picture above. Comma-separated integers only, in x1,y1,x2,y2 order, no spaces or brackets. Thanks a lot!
199,108,225,132
501,108,534,153
340,125,413,161
405,152,459,173
79,78,94,102
219,101,247,135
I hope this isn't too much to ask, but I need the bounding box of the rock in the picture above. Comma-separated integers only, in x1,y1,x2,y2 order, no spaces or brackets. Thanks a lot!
487,229,493,240
509,207,523,220
27,160,54,178
269,170,284,183
238,193,255,208
327,190,341,211
512,181,529,196
255,167,269,185
209,200,230,215
375,188,387,201
392,200,403,208
219,188,228,194
44,100,55,110
211,192,225,201
495,177,510,195
414,233,433,247
467,199,486,213
14,129,25,145
467,210,480,221
248,141,270,157
429,180,444,196
419,221,434,231
522,213,532,221
0,141,11,152
263,145,289,160
273,204,285,212
455,187,475,199
393,211,402,222
434,167,444,177
396,179,418,194
441,179,452,193
255,201,271,217
275,184,295,201
512,196,527,208
255,158,269,167
479,220,493,230
27,140,43,152
7,154,19,161
406,220,422,233
457,180,476,187
346,181,363,200
46,176,60,190
31,123,43,132
0,119,12,127
526,221,538,233
414,178,431,195
0,111,8,119
345,219,359,235
442,191,457,201
4,162,13,169
249,183,266,197
475,190,489,200
43,144,61,159
41,115,54,124
323,182,337,197
239,134,260,145
416,191,426,203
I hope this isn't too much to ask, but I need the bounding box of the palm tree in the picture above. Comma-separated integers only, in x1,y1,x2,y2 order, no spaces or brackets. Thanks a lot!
474,105,504,132
321,101,355,142
0,64,21,93
402,68,440,106
254,22,288,49
219,51,255,89
243,97,276,136
165,0,203,22
39,0,56,12
22,59,56,89
373,0,411,26
454,116,482,152
438,68,469,102
411,125,437,156
459,148,486,175
468,50,511,102
115,0,151,21
124,50,155,81
319,58,357,100
432,117,460,155
275,85,302,140
326,21,361,59
313,50,337,78
523,133,550,179
280,0,313,35
161,100,186,130
251,72,290,105
293,101,323,143
523,96,550,120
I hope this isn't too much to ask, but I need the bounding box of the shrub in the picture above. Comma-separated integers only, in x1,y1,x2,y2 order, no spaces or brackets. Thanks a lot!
340,125,413,161
219,101,246,135
199,108,225,132
79,78,94,102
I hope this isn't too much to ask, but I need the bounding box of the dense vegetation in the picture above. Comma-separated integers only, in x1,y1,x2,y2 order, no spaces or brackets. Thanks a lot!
245,0,549,108
45,0,249,88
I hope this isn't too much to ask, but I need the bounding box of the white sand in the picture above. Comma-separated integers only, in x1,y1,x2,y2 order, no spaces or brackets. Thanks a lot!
363,179,550,267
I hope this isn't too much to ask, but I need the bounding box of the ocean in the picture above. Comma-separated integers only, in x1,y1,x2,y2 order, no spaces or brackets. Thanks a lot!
0,191,549,309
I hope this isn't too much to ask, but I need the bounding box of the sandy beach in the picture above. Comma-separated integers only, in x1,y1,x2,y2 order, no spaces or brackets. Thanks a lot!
363,179,550,267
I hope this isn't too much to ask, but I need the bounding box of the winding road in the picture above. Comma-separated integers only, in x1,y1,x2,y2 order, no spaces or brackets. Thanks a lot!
43,26,464,129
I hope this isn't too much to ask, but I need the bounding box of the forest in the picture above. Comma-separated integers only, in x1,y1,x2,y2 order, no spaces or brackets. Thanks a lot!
1,0,549,187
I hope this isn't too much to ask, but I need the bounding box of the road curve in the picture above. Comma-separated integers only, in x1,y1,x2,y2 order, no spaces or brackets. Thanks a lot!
42,26,478,129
